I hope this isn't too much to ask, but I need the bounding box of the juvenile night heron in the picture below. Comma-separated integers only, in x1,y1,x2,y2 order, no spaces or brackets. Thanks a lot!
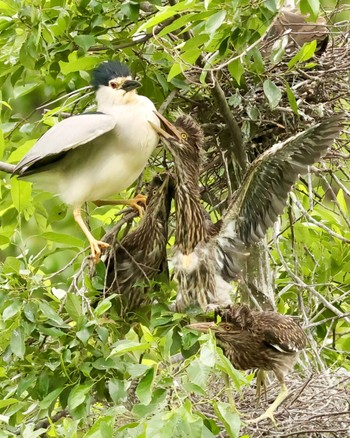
103,173,173,312
154,113,344,311
188,304,307,424
269,8,329,54
13,61,160,261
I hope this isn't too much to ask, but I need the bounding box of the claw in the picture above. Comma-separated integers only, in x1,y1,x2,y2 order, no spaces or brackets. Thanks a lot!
90,239,110,263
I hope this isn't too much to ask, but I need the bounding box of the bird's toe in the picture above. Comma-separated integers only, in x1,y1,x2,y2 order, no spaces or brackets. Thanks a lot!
90,240,110,263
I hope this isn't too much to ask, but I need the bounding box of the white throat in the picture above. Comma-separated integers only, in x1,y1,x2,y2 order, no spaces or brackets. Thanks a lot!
96,85,138,113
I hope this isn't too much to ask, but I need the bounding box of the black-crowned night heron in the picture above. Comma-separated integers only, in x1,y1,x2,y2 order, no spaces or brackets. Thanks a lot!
13,61,160,261
188,304,307,424
103,172,173,312
153,113,344,311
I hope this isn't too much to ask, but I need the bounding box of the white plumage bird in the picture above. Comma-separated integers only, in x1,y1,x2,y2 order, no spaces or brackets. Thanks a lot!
13,61,160,261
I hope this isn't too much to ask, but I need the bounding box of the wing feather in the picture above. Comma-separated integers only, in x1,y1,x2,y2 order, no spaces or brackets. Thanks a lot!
13,113,116,175
215,114,344,279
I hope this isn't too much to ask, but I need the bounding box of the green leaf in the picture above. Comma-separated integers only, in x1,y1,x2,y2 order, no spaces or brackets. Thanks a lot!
199,338,216,367
68,384,92,411
204,10,226,35
3,299,21,321
228,59,244,85
213,401,241,438
137,0,197,32
74,35,95,52
136,368,154,405
187,359,210,392
263,79,281,109
39,387,65,409
285,82,299,115
336,189,348,216
59,54,99,75
39,302,65,325
8,139,36,163
108,379,127,404
132,388,167,418
109,340,150,357
159,11,213,37
83,416,114,438
270,35,288,64
42,232,84,248
0,0,17,14
65,293,82,321
0,398,18,409
94,298,113,317
13,83,40,99
216,349,248,391
2,256,21,274
10,327,25,359
76,327,91,345
11,178,32,212
168,63,185,81
300,0,319,21
287,40,317,69
128,364,151,379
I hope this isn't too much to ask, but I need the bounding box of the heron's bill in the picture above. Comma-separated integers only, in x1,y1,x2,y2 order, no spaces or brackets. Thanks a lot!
152,111,183,141
186,321,217,332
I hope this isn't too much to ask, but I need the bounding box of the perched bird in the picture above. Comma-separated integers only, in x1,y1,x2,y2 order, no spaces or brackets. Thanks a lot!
153,113,344,311
188,304,307,424
103,173,173,312
268,8,329,55
12,61,160,261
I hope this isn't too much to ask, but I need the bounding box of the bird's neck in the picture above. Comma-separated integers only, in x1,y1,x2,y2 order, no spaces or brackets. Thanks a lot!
174,166,208,253
96,86,140,113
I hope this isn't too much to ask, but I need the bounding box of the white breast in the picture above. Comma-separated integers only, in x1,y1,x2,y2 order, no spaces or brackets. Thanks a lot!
44,95,160,206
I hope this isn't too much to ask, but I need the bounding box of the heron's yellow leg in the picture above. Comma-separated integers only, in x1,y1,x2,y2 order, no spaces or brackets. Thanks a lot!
73,207,109,263
247,383,288,426
256,369,267,403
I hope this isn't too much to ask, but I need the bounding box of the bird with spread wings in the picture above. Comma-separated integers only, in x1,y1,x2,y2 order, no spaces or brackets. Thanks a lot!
152,112,344,311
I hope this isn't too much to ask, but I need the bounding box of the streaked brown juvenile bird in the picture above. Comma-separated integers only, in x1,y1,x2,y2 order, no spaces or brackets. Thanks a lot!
268,8,329,55
103,173,173,312
153,113,344,312
188,304,307,424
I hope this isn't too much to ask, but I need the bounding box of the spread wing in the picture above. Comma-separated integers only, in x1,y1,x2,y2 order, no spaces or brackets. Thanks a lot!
215,114,344,280
13,113,116,176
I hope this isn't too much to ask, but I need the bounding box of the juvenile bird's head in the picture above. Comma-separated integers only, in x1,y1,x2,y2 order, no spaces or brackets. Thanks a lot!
92,61,141,107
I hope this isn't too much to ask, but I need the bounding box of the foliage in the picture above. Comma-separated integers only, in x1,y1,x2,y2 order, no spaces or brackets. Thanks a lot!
0,0,349,436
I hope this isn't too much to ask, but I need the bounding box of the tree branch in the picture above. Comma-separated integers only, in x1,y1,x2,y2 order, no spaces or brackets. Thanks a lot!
0,161,15,174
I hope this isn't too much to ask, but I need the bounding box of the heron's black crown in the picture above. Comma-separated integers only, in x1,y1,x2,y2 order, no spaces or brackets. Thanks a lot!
91,61,131,89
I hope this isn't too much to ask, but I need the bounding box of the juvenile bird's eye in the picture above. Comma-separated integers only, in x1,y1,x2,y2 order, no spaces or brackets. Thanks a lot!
223,324,231,331
181,133,188,140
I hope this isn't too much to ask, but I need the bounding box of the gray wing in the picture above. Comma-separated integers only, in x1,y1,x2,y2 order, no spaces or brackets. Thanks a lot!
13,113,116,175
215,114,344,280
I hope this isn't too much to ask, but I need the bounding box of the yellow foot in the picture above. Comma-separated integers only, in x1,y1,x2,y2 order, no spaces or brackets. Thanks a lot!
90,240,110,263
127,194,147,217
246,410,278,427
93,195,147,216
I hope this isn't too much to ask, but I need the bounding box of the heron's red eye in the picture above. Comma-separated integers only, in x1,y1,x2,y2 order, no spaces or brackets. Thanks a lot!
110,82,117,89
